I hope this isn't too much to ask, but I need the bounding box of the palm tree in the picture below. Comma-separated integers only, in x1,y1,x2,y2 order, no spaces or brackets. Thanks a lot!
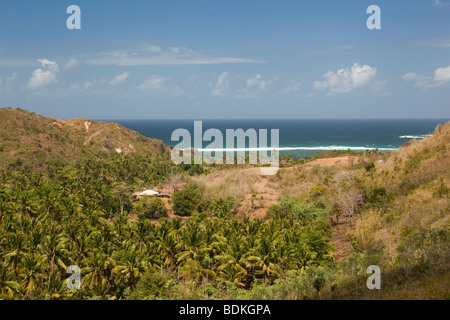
41,228,68,291
81,251,115,294
20,252,46,298
0,261,20,299
66,227,92,266
112,182,132,215
215,253,247,287
112,247,149,289
3,232,27,276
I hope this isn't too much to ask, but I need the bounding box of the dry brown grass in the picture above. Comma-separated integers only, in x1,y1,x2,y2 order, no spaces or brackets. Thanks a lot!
192,166,259,203
343,122,449,254
352,208,391,252
0,108,170,171
381,262,450,300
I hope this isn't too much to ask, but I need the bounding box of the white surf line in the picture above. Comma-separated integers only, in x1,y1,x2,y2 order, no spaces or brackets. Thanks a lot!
398,134,432,139
182,146,399,152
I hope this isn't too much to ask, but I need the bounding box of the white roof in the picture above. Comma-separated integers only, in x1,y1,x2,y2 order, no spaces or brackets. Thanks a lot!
138,190,159,196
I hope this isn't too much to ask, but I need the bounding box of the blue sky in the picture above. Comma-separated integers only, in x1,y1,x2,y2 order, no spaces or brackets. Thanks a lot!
0,0,449,119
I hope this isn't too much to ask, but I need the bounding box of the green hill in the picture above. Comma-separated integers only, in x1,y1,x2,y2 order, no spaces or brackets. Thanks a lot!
0,107,169,171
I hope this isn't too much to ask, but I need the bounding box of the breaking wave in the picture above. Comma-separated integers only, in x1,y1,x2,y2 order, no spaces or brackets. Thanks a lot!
195,146,399,152
399,134,432,139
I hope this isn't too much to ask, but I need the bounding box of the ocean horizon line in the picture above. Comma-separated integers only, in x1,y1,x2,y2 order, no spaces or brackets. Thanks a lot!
99,118,450,122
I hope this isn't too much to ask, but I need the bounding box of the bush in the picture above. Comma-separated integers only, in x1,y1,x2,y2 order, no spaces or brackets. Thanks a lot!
269,198,330,221
179,163,208,176
293,204,327,221
366,187,394,209
172,183,203,216
134,197,168,219
434,178,449,198
308,185,327,200
129,271,177,300
364,162,375,172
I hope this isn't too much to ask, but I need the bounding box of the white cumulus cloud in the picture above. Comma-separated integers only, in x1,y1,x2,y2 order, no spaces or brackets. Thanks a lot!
234,74,277,98
211,72,230,96
402,72,430,87
246,74,275,91
138,75,170,93
281,81,302,94
434,65,450,83
109,72,130,86
28,59,59,90
137,75,184,96
314,63,377,94
402,64,450,88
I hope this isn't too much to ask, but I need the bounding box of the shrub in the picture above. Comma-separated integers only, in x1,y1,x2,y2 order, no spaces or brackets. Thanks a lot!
366,187,394,209
399,179,415,194
274,198,330,221
308,185,327,200
172,183,203,216
179,163,208,176
434,178,449,198
134,197,168,219
129,271,177,300
292,202,329,221
364,162,375,172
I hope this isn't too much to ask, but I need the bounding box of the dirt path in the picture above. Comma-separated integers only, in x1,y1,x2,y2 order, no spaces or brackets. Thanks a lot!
330,216,353,261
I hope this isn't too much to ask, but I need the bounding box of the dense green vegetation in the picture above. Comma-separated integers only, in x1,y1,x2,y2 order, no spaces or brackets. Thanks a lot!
0,158,334,299
0,109,449,300
134,197,168,220
1,156,448,300
172,183,204,216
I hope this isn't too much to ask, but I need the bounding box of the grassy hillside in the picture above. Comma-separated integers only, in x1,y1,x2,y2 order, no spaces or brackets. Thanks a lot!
0,107,169,171
351,122,449,254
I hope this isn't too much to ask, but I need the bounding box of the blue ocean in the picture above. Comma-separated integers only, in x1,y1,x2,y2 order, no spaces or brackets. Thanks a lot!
107,119,449,158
